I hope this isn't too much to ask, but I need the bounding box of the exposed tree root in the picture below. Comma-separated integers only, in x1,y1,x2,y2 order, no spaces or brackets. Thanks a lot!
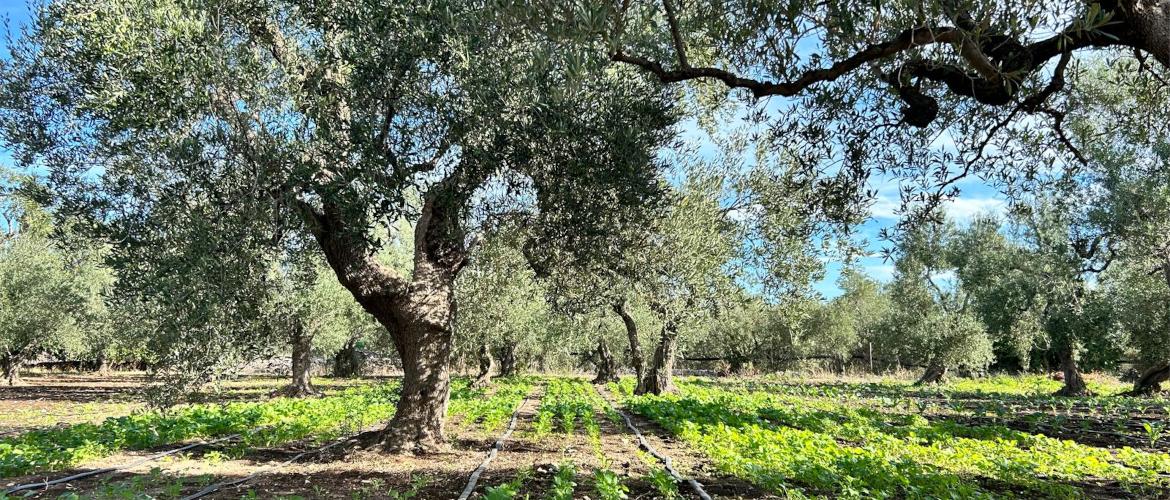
270,384,320,398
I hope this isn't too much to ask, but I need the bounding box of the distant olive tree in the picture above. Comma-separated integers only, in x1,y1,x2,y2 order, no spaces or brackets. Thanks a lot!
0,183,104,385
876,220,994,384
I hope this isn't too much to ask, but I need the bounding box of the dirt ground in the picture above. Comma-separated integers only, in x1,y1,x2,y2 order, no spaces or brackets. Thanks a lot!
0,372,146,436
1,374,751,499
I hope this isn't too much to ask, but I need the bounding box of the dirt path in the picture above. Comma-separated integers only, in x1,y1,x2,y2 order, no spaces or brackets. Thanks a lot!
460,380,665,498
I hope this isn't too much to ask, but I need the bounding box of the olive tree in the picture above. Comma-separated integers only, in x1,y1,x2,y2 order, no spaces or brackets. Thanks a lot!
948,215,1046,372
529,195,656,387
876,220,994,384
0,186,102,384
1057,65,1170,394
271,259,377,397
801,269,889,372
633,173,739,394
1004,197,1124,396
0,0,675,452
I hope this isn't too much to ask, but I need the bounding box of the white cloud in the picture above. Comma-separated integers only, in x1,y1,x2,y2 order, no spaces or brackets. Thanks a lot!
946,197,1006,222
869,195,902,219
726,203,763,223
868,194,1006,223
863,264,896,282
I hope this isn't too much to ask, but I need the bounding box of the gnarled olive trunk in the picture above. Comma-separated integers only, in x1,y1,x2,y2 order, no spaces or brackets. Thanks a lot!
377,260,457,453
612,299,645,391
332,335,365,378
1055,347,1091,397
1136,255,1170,395
497,344,517,377
303,181,468,454
1131,362,1170,396
915,361,947,385
593,339,618,384
472,343,494,388
638,321,678,395
274,324,317,397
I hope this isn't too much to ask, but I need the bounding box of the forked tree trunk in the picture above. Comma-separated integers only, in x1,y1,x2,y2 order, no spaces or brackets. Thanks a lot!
1055,347,1092,397
915,361,948,385
377,258,457,453
1131,362,1170,396
332,335,364,378
593,339,619,384
638,322,678,395
274,325,317,398
613,300,646,391
497,344,517,377
304,173,474,454
472,343,494,388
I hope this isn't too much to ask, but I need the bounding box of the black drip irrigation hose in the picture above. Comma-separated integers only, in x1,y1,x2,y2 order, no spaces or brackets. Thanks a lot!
180,425,374,500
2,433,243,495
596,387,712,500
457,393,531,500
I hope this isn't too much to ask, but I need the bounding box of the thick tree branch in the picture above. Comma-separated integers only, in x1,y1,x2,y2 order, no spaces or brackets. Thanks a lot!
612,1,1167,128
294,197,410,300
613,26,963,98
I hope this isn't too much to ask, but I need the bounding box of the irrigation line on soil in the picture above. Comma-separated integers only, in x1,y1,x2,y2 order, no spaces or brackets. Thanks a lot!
457,392,531,500
2,433,243,495
596,387,712,500
180,425,373,500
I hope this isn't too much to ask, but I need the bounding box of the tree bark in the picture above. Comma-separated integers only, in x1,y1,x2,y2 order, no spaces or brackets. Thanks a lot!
593,339,619,384
332,335,365,378
497,344,517,377
612,299,646,391
1124,0,1170,67
1131,362,1170,396
1134,254,1170,395
382,300,453,453
274,324,317,397
472,343,494,388
638,321,679,395
915,361,947,385
1055,346,1092,397
2,355,21,386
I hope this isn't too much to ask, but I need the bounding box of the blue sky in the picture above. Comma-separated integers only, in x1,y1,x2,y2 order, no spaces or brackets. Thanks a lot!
0,0,28,211
0,1,28,51
0,0,29,234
